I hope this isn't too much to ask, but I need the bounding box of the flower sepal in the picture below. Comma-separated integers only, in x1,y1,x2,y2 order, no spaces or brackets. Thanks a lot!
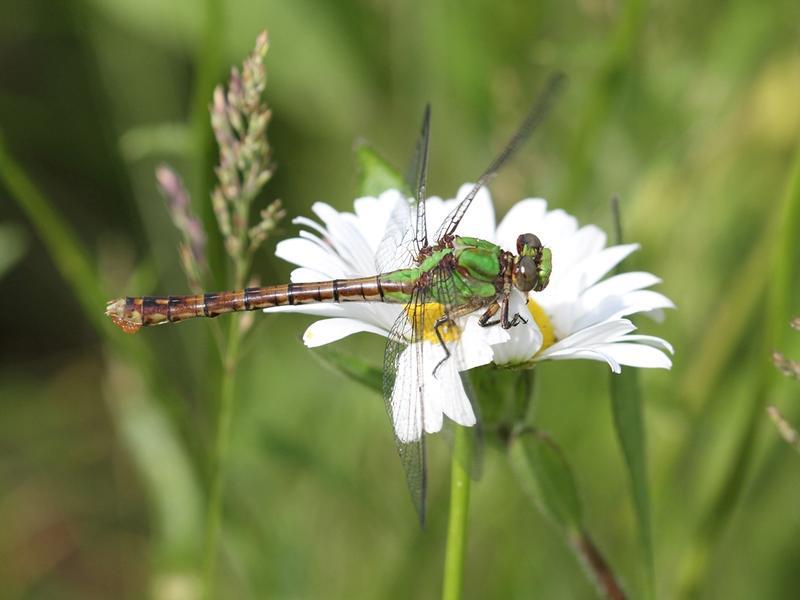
465,366,537,448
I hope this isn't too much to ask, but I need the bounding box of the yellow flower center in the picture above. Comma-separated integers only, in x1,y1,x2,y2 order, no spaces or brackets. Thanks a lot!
407,303,461,344
406,299,556,352
527,298,556,351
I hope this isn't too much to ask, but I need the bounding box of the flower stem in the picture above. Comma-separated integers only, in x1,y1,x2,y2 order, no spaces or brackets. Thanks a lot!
441,425,473,600
572,531,627,600
204,314,242,596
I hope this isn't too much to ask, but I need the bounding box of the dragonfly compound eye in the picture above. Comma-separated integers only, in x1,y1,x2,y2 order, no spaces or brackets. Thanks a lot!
516,233,542,255
513,255,539,292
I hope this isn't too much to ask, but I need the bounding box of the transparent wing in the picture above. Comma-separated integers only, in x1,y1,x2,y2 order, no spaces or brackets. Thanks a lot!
406,104,431,252
374,196,418,273
434,73,565,242
383,286,428,524
427,264,487,480
374,105,432,273
382,259,495,523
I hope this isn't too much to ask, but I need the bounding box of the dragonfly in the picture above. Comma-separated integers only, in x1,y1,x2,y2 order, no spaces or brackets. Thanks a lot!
106,73,564,523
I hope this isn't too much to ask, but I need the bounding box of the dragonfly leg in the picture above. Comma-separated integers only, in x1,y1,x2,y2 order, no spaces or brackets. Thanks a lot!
500,293,528,329
432,315,454,378
478,301,501,327
432,299,490,377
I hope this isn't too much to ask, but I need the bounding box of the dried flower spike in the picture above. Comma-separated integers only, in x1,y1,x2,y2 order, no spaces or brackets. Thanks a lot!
210,30,276,283
155,164,207,292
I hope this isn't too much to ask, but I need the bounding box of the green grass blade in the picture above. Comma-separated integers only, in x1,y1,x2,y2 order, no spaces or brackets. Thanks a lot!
768,141,800,353
609,197,655,599
610,370,654,599
0,130,108,331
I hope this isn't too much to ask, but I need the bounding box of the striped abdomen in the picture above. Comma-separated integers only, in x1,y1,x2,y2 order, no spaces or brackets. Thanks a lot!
105,275,415,333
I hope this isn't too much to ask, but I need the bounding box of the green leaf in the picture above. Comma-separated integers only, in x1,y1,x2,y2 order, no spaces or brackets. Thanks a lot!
610,369,655,599
356,144,407,198
509,428,583,533
311,345,383,395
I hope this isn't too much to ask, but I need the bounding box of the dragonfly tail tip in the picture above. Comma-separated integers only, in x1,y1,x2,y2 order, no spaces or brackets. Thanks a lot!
106,298,142,334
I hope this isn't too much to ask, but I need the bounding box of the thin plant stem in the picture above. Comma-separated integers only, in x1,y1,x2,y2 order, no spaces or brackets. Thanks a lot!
441,425,473,600
204,313,243,596
572,532,627,600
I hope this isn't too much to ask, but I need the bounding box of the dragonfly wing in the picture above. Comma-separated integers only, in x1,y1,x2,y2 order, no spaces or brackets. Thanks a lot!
433,73,565,241
374,105,432,272
374,196,418,273
430,264,492,489
383,286,428,524
382,262,493,523
405,104,431,252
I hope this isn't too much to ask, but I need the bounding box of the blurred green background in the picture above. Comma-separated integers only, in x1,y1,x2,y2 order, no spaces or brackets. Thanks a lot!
2,0,800,598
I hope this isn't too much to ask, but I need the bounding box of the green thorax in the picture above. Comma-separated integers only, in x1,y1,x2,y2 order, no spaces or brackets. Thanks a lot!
381,236,502,304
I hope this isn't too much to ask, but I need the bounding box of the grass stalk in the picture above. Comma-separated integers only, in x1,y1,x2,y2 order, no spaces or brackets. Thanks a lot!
203,313,242,596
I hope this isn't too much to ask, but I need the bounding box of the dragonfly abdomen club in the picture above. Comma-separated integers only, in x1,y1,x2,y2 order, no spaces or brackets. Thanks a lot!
106,274,410,334
105,234,551,334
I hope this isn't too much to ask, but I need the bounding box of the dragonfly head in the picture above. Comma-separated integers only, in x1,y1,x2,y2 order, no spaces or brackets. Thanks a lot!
513,233,552,293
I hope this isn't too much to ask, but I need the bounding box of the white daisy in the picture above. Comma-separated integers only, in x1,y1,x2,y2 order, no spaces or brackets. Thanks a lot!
266,185,673,441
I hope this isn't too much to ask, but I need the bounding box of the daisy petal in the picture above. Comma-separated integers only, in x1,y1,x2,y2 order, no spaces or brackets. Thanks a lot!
289,267,329,283
302,317,388,347
496,199,548,249
598,343,672,369
423,344,475,429
623,334,674,354
572,244,640,290
312,203,375,274
574,290,675,330
354,190,405,250
449,184,496,240
488,294,542,364
541,319,637,356
457,316,509,370
582,271,663,304
292,215,328,238
541,347,622,373
275,238,348,277
266,304,346,318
